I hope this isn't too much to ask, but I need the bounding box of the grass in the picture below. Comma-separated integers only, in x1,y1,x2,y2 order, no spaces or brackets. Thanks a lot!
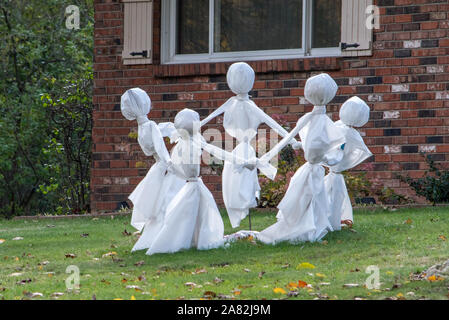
0,207,448,300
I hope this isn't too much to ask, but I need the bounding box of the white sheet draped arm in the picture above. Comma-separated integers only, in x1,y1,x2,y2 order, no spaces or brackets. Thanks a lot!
260,112,314,163
196,136,277,180
200,97,300,146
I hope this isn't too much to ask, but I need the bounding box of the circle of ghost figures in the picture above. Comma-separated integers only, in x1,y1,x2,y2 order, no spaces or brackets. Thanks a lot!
120,63,372,255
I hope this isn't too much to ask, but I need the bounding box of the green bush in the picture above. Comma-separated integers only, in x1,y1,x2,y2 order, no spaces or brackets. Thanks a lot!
399,154,449,205
0,0,93,217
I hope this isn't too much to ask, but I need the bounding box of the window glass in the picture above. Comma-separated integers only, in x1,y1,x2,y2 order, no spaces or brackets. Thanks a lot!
176,0,209,54
213,0,303,52
312,0,342,48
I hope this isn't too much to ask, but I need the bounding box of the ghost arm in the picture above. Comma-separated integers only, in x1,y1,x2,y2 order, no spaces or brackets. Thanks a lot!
250,103,300,147
150,122,172,164
259,112,313,163
200,98,232,126
196,137,277,180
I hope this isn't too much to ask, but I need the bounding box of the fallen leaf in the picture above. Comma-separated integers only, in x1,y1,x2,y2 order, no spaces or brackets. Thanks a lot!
0,239,5,244
297,262,316,270
8,272,23,277
298,280,308,288
12,237,24,241
65,253,76,259
193,268,207,274
102,252,117,258
214,277,224,284
428,275,445,282
16,279,32,285
343,283,360,288
122,229,131,236
130,295,136,300
80,233,89,238
51,292,64,298
273,288,287,294
23,291,43,298
134,261,145,267
233,290,242,295
438,235,447,241
404,218,413,225
185,282,201,289
203,291,216,299
125,285,142,292
316,273,326,278
258,271,265,279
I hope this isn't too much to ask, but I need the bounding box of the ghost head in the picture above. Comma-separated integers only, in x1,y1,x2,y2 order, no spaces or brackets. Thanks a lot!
226,62,255,95
304,73,338,107
121,88,151,121
339,96,370,127
174,108,200,136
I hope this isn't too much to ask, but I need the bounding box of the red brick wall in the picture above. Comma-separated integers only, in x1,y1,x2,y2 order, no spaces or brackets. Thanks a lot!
92,0,449,212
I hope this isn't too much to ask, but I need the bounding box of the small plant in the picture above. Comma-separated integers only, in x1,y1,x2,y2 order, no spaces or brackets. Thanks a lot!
398,154,449,205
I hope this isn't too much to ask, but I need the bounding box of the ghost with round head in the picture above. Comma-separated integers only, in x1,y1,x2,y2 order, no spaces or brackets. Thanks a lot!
201,62,298,229
120,88,185,251
324,96,373,230
142,108,274,255
257,73,346,244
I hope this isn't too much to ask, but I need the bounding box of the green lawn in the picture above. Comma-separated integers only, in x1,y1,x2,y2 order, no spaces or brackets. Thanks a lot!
0,207,448,300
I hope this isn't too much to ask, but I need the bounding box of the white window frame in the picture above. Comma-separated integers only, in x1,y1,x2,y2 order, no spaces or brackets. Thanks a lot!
161,0,342,65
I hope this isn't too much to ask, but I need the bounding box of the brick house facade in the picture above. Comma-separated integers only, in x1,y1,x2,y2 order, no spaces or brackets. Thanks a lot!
92,0,449,213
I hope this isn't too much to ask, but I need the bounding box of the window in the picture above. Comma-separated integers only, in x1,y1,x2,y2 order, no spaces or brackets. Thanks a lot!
161,0,343,64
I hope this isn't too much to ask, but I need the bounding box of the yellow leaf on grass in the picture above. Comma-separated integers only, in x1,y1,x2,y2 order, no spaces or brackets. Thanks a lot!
233,290,241,295
438,235,447,241
113,298,123,300
130,295,136,300
316,273,326,278
428,275,445,282
273,288,287,294
297,262,315,270
287,282,298,289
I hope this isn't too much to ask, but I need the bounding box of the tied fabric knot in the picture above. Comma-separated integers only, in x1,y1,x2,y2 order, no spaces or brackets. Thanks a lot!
311,106,326,115
136,115,149,125
236,93,250,101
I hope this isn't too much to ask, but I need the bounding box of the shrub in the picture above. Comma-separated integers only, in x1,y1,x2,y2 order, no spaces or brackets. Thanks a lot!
398,154,449,205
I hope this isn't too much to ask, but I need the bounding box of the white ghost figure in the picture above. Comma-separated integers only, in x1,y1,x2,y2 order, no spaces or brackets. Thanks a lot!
141,109,275,255
200,62,298,228
121,88,185,252
256,73,346,244
324,96,372,230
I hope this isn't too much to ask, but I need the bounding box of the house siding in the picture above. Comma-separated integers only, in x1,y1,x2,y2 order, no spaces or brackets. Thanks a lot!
92,0,449,212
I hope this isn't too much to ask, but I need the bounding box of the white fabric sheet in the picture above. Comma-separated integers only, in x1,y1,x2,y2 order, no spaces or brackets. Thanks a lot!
258,74,346,244
121,88,180,233
324,97,372,230
144,108,252,255
200,62,295,228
